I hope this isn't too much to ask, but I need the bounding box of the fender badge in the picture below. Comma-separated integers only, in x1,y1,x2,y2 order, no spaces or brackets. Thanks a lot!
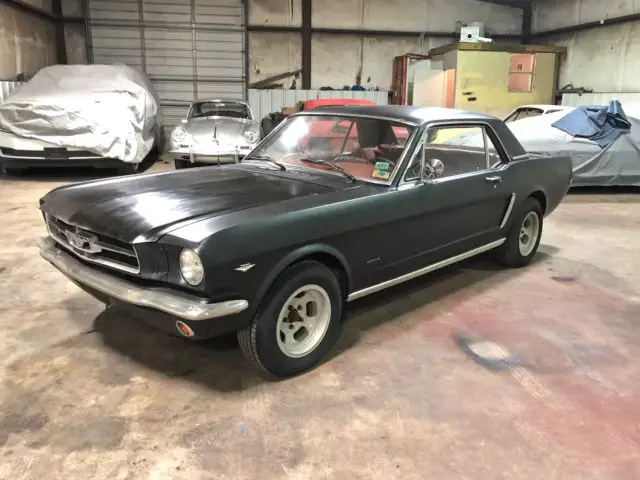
235,263,255,272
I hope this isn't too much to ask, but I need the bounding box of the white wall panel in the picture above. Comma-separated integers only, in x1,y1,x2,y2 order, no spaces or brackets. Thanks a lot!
249,0,522,90
0,4,57,80
533,0,637,33
248,89,388,123
313,0,522,35
533,0,640,93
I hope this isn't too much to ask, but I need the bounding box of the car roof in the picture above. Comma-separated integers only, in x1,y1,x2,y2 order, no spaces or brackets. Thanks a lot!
515,104,572,111
297,105,498,126
193,98,250,106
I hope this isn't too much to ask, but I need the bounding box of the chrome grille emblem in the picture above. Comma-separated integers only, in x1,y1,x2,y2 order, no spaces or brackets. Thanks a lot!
64,230,102,254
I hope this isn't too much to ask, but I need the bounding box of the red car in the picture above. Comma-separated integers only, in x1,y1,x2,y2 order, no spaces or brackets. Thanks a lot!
301,98,375,110
298,98,409,152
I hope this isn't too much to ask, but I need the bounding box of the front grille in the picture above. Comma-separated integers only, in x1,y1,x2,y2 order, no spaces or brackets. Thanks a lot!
46,215,140,274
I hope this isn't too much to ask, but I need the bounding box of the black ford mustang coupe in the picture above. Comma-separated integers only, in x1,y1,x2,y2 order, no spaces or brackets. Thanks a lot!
38,106,572,377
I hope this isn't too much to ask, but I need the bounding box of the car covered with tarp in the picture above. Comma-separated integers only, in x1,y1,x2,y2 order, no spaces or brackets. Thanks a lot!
0,64,164,175
507,100,640,187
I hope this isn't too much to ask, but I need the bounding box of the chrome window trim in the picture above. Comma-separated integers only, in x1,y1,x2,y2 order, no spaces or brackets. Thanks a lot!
397,120,512,187
242,113,421,187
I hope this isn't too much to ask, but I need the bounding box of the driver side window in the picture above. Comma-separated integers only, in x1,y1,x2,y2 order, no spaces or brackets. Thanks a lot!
403,124,505,182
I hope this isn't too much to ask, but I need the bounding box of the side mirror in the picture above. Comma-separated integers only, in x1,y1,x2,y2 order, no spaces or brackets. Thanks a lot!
422,158,444,180
180,118,188,124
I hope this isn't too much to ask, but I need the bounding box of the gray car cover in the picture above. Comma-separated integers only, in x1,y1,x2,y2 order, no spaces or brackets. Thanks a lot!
508,110,640,187
0,64,163,163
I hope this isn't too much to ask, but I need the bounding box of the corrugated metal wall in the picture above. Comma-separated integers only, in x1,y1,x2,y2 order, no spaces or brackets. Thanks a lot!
0,81,22,103
248,89,389,124
87,0,245,128
1,81,388,129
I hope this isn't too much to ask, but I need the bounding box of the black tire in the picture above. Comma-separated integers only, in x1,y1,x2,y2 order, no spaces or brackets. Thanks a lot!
174,159,192,169
237,261,343,378
3,167,26,176
117,162,142,175
494,197,543,268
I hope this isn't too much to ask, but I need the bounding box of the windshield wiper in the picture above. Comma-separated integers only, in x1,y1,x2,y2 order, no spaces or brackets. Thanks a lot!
300,157,356,182
243,155,286,171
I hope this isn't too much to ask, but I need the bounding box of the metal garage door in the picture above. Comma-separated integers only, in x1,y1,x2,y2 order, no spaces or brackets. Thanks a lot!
86,0,246,130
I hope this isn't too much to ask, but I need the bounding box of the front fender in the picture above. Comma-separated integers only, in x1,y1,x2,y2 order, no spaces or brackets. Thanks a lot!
254,243,353,302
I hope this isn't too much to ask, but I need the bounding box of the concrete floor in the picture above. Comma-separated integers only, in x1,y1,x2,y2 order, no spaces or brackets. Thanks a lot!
1,164,640,479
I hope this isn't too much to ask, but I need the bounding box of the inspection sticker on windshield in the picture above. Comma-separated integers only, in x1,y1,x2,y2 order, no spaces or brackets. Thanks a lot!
374,161,390,170
372,169,390,180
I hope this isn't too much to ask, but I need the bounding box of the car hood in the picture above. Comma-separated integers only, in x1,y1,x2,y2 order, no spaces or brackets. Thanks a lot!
187,117,255,143
40,167,335,243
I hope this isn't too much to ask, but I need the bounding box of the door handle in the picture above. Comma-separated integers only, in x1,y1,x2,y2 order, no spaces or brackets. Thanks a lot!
485,176,502,184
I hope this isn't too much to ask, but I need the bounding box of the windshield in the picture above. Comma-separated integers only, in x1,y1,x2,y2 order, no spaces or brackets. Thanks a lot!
504,107,544,123
244,114,416,183
189,102,250,119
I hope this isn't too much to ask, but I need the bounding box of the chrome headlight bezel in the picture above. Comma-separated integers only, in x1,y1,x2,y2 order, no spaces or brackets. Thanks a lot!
179,248,204,286
171,127,187,143
243,128,259,144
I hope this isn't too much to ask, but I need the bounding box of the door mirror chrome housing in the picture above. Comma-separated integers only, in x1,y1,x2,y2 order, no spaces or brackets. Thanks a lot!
421,158,445,180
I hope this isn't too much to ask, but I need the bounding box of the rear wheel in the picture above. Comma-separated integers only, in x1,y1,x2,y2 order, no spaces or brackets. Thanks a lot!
237,261,343,377
494,197,543,268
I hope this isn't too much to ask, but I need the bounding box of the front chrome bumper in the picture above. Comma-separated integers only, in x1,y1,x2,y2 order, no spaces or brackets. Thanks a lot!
39,237,249,321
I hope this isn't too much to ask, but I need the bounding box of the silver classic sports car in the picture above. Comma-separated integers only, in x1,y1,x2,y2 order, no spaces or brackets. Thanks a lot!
163,99,261,169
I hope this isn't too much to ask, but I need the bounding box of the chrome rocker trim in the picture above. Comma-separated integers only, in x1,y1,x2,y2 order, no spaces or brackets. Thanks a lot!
39,237,249,321
347,238,506,301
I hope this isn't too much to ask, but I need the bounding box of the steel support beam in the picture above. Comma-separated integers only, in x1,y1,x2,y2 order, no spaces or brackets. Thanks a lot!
521,2,532,44
242,0,249,98
51,0,67,64
301,0,312,89
248,25,521,40
531,13,640,37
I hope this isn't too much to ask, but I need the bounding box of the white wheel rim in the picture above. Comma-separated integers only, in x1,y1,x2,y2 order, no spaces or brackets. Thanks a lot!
276,284,332,358
519,211,540,257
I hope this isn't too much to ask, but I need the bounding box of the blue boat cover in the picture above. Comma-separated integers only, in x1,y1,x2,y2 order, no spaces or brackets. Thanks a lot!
551,100,631,148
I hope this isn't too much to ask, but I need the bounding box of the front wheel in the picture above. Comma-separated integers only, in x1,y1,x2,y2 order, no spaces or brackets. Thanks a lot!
237,261,343,377
494,197,543,268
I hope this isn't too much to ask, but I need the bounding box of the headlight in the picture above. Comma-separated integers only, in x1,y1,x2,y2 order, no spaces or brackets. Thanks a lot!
244,129,259,144
171,127,186,143
179,248,204,286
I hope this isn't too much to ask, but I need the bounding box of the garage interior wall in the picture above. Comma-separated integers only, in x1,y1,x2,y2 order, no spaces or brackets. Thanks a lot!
533,0,640,93
249,0,524,90
0,3,57,80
